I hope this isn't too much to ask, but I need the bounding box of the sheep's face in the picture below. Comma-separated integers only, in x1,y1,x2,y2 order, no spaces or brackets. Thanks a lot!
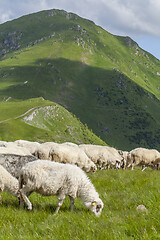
86,199,104,217
120,158,126,169
90,164,97,173
115,160,121,169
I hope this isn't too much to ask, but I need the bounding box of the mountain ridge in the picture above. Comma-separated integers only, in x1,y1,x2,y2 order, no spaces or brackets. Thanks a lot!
0,9,160,150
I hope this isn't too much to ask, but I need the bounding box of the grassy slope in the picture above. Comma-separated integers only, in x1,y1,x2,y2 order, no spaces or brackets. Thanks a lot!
0,98,105,145
0,9,160,150
1,168,160,239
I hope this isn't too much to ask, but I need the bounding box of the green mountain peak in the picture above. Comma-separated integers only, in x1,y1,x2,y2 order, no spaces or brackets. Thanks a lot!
0,9,160,150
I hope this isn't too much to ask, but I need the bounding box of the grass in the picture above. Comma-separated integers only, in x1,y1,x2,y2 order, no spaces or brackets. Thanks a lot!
1,168,160,239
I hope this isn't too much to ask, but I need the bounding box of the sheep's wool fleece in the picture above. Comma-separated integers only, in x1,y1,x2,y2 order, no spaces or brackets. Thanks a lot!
0,154,38,178
0,165,19,195
20,160,99,202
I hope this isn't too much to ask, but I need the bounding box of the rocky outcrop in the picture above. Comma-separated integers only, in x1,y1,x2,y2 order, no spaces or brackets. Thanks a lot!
0,31,22,58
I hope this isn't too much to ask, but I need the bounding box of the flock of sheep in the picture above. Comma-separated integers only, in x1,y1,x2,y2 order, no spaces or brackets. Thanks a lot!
0,139,160,216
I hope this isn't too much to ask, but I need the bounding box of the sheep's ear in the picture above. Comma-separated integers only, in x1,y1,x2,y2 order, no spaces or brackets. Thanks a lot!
91,201,96,206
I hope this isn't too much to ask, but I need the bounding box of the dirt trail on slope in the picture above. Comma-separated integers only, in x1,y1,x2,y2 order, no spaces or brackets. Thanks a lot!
0,107,37,124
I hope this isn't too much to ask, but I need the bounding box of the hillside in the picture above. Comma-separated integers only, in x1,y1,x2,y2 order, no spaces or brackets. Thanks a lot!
0,9,160,150
0,97,105,145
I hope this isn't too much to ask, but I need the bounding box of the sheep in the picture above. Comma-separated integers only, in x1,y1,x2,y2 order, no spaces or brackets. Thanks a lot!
0,154,38,178
14,140,41,155
33,142,59,160
0,141,7,147
1,141,18,148
33,144,52,160
105,146,124,169
19,160,104,216
49,144,97,172
126,147,160,170
41,142,58,147
0,165,19,203
0,146,32,156
79,144,123,169
60,142,78,147
34,142,79,160
118,150,129,169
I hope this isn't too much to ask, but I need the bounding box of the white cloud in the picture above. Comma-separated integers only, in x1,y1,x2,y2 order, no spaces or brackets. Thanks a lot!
0,12,12,24
0,0,160,38
96,0,160,37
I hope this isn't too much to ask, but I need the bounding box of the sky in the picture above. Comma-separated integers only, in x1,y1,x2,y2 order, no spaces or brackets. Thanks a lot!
0,0,159,60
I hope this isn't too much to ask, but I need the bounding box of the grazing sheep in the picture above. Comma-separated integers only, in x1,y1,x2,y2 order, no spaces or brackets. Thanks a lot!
118,150,129,169
0,154,38,178
49,144,97,172
15,140,40,155
0,141,7,147
126,147,160,170
41,142,58,147
0,165,19,203
34,144,52,160
79,144,123,169
0,146,31,156
33,142,59,160
60,142,78,147
19,160,103,216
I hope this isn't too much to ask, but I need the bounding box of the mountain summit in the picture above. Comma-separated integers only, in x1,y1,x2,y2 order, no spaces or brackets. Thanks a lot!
0,9,160,150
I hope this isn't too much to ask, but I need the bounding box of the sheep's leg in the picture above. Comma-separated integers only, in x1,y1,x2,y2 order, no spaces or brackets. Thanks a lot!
70,197,74,212
19,189,32,210
131,165,134,170
142,165,147,171
55,199,64,215
0,194,1,205
126,163,131,168
122,160,126,170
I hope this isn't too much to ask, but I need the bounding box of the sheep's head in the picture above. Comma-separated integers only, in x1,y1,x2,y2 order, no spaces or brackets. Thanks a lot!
90,164,97,173
85,198,104,217
85,160,97,173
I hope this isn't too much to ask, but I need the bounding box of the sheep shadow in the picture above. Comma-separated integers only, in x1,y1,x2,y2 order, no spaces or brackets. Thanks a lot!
33,203,77,212
0,199,20,209
26,201,86,215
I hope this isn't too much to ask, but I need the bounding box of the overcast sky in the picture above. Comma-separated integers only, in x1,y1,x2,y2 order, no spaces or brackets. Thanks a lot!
0,0,159,60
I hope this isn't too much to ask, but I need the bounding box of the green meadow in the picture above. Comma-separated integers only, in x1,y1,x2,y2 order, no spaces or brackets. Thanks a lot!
1,168,160,239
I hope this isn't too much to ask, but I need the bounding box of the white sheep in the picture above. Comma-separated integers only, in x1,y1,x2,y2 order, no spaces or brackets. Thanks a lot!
0,146,31,156
126,147,160,170
19,160,103,216
0,141,7,147
0,165,19,203
79,144,123,169
33,142,59,160
49,144,97,172
60,142,78,147
118,150,129,169
14,140,40,155
34,142,79,160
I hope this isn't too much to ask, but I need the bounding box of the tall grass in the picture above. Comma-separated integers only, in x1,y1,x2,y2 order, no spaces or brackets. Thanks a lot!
1,168,160,239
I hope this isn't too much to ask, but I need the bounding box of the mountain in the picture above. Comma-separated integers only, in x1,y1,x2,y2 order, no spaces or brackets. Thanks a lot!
0,9,160,150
